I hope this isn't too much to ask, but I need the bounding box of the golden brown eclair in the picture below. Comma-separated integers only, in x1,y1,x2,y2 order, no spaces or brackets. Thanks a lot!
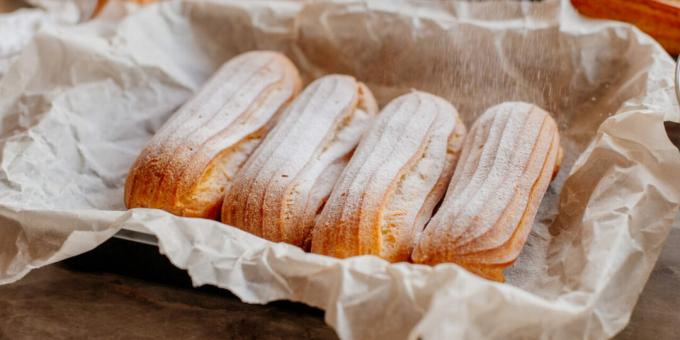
124,51,302,219
571,0,680,55
311,91,467,262
221,75,378,247
412,102,562,282
93,0,156,18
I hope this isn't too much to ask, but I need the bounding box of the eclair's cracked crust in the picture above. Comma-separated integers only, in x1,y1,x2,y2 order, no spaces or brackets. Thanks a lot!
124,51,302,219
411,102,562,282
221,75,378,247
311,91,466,262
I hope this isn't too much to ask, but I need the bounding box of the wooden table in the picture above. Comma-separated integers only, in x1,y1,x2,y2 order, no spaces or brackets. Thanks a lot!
0,220,678,339
0,239,338,339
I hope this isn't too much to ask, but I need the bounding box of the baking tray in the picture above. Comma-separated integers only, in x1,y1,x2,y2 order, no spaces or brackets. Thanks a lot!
115,225,158,245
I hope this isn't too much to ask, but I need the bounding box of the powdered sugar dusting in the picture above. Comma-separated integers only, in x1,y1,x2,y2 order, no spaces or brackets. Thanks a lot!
311,91,465,261
222,75,378,246
124,51,301,219
412,102,561,281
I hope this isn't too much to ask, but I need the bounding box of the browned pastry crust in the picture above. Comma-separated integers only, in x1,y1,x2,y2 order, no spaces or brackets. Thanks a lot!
571,0,680,55
221,75,378,247
124,51,301,219
411,102,562,282
311,91,466,262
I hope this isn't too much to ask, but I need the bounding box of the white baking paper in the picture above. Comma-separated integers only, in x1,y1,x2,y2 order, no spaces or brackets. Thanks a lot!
1,0,679,339
0,3,78,78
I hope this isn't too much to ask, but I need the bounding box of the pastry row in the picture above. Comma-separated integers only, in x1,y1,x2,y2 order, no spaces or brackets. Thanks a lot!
124,51,562,281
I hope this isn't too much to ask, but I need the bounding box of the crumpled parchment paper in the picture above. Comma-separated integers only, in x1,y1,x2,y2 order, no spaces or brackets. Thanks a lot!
0,2,79,77
1,0,679,339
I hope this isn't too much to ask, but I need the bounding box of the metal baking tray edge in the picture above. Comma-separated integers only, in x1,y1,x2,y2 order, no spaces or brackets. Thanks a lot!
114,227,158,246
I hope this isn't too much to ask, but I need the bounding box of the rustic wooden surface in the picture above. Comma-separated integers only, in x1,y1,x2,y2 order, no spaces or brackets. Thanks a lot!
0,220,678,339
0,239,338,340
0,265,336,339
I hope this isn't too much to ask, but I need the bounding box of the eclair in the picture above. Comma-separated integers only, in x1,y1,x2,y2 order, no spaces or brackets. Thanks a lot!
221,75,378,247
124,51,302,219
311,91,467,262
412,102,562,282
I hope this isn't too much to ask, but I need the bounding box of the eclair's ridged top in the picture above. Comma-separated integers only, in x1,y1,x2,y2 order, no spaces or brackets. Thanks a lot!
412,102,561,281
311,91,465,261
222,75,378,246
124,51,302,218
